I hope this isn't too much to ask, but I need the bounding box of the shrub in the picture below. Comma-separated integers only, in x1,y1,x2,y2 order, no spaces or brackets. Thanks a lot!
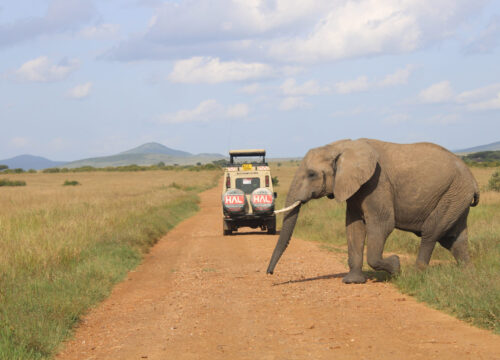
0,165,8,171
43,167,61,173
272,176,279,186
489,171,500,192
63,180,80,186
0,179,26,187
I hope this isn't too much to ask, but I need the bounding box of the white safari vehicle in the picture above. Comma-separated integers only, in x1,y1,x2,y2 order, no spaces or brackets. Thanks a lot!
221,149,277,235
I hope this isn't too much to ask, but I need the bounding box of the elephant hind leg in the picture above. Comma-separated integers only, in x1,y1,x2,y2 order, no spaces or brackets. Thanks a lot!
418,192,470,269
438,210,471,265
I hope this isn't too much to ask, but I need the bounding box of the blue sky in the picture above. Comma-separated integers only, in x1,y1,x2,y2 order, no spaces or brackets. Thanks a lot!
1,0,499,160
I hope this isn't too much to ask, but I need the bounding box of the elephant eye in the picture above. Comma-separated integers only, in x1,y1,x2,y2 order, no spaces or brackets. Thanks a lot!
307,170,316,179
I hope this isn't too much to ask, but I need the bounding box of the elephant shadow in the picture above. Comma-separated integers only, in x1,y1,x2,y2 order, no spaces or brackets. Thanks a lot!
272,270,391,286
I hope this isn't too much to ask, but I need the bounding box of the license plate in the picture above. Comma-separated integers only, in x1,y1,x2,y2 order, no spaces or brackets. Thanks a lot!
242,164,253,171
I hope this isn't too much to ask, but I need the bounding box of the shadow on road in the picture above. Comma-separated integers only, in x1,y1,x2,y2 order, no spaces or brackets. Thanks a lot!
272,271,391,286
228,230,281,236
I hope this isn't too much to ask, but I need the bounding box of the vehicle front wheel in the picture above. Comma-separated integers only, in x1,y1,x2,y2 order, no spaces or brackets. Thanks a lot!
267,218,276,235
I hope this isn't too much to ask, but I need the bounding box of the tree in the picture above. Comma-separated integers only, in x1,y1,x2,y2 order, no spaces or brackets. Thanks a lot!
0,165,8,171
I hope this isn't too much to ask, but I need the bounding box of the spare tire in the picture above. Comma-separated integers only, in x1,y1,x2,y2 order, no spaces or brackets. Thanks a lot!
251,188,274,214
222,188,246,215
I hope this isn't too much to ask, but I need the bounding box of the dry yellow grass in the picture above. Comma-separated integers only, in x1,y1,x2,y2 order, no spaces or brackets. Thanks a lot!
0,169,220,358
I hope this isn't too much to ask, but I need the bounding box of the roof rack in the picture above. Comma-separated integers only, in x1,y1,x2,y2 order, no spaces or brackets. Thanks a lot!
229,149,266,164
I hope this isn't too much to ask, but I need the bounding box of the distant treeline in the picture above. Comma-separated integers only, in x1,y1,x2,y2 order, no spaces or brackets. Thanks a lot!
0,165,37,174
462,151,500,167
0,162,223,174
42,162,222,173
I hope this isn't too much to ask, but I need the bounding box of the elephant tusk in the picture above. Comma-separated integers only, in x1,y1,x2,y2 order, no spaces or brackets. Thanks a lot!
274,201,301,214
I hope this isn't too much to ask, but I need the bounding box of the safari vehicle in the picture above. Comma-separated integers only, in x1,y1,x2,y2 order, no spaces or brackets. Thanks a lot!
221,149,277,235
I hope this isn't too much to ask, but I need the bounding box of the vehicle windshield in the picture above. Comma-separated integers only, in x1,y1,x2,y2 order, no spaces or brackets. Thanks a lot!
236,177,260,194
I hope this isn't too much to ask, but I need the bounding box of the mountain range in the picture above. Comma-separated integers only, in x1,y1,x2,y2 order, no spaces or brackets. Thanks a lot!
454,141,500,154
0,143,225,170
1,140,499,170
0,154,67,170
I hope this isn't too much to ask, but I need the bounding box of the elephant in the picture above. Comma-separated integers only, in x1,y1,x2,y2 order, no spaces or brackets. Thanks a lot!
267,138,480,284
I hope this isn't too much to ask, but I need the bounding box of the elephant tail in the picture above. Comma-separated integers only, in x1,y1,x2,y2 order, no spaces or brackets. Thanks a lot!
471,191,480,207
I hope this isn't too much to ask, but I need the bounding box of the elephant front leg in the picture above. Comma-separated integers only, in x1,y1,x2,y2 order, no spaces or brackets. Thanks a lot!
343,209,366,284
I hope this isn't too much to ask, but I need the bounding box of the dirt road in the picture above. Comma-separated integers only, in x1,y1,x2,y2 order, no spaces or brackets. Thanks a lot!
58,186,499,360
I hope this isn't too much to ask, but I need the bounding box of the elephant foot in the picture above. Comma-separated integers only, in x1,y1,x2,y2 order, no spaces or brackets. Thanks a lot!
415,260,428,271
386,255,401,275
342,271,366,284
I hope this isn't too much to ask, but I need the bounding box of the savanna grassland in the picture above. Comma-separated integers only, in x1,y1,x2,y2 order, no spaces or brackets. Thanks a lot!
0,170,219,359
271,162,500,333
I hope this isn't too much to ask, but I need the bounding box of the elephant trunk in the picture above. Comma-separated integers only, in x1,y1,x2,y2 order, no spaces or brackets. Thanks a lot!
266,192,302,274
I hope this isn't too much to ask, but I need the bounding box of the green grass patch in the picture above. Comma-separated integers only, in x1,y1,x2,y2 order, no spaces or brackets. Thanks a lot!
62,180,80,186
0,179,26,187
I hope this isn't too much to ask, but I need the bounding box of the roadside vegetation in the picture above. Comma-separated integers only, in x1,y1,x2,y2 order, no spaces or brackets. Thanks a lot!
271,161,500,334
0,178,26,187
462,150,500,167
0,169,219,359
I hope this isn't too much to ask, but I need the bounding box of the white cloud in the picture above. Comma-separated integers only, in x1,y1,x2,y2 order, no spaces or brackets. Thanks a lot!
238,83,260,94
168,57,273,84
15,56,79,82
334,76,370,94
379,65,415,87
226,103,249,118
426,113,461,125
107,0,487,63
466,93,500,111
279,97,310,111
281,78,327,96
456,83,500,104
156,99,249,123
418,81,454,104
0,0,96,48
466,15,500,54
68,82,92,99
383,113,410,125
10,137,29,148
79,23,119,39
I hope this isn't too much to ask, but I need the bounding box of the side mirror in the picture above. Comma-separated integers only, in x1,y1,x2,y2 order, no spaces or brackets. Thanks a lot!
274,192,278,198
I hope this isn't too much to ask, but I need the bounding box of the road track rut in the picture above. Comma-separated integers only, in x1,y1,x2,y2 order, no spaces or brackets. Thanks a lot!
57,186,499,360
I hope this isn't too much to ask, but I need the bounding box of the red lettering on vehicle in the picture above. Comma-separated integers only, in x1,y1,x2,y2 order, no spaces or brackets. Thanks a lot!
252,195,273,204
225,195,244,205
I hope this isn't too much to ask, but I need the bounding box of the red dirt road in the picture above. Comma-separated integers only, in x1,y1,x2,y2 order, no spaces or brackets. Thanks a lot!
58,186,499,360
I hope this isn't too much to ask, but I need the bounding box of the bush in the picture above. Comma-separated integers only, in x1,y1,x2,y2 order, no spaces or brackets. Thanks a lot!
272,176,279,186
43,167,61,173
489,171,500,192
0,179,26,187
0,165,8,171
63,180,80,186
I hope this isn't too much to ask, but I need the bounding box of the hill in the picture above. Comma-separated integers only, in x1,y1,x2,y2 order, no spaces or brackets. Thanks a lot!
0,154,67,170
119,142,192,157
63,142,225,168
455,141,500,154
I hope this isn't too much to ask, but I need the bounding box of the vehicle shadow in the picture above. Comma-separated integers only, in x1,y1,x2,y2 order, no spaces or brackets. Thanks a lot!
272,270,391,286
229,230,281,236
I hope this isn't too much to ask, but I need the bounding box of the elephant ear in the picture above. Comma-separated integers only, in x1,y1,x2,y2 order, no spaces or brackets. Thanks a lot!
333,141,379,202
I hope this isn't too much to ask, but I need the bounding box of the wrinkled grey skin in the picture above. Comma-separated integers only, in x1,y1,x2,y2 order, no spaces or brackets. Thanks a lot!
267,139,480,284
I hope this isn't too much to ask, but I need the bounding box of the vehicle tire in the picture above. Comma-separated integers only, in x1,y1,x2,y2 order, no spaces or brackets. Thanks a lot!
267,218,276,235
223,219,232,236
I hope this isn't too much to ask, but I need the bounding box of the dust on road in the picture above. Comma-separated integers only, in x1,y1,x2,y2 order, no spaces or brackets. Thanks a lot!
57,186,499,360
